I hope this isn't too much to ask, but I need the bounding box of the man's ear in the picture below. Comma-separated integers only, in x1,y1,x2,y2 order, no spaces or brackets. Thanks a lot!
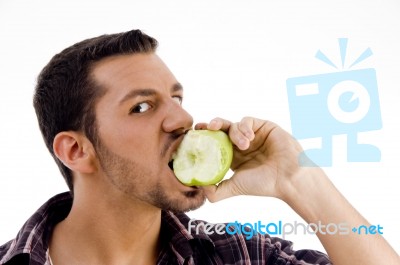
53,131,97,174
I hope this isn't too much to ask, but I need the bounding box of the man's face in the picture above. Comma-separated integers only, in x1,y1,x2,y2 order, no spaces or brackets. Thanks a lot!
91,53,205,212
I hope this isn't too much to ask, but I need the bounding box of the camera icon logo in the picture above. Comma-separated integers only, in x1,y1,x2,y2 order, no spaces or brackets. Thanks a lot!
286,39,382,166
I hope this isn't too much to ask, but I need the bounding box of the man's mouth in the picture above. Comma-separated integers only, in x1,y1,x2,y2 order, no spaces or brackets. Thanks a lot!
168,159,174,170
166,135,184,171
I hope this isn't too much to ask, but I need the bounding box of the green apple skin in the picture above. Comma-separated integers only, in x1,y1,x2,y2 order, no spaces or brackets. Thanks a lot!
173,130,233,186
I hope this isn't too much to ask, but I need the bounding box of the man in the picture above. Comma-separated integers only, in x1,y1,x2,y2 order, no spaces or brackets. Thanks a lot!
0,29,398,265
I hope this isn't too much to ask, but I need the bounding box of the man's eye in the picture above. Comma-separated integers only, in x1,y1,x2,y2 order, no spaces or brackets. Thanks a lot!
130,102,152,113
173,96,183,105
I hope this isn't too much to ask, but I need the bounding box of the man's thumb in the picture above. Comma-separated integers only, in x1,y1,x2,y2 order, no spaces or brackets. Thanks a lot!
202,180,237,202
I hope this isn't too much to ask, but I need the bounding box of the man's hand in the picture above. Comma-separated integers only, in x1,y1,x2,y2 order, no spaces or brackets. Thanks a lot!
195,117,307,203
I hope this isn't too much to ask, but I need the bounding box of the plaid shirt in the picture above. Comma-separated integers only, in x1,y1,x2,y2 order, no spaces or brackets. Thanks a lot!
0,192,331,265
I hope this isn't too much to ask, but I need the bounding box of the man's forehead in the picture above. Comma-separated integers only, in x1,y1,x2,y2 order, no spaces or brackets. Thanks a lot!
90,53,180,100
92,52,163,79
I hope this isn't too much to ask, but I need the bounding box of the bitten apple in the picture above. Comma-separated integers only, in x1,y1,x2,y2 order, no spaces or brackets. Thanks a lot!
172,130,233,186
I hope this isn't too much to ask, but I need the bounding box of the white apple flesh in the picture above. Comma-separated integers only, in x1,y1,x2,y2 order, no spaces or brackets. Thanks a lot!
172,130,233,186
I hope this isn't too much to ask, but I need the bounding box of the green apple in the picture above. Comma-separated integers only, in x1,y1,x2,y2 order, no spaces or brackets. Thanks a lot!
172,130,233,186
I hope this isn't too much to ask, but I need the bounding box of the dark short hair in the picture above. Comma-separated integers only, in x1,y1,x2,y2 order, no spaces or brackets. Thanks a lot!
33,29,158,192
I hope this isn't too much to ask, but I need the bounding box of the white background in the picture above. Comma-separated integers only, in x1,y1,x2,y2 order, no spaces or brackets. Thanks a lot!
1,0,399,254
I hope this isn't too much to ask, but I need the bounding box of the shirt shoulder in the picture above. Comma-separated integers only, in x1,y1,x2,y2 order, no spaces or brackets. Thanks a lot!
0,192,72,265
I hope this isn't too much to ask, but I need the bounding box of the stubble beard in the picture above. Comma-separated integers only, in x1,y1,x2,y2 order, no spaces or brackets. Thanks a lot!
94,137,206,212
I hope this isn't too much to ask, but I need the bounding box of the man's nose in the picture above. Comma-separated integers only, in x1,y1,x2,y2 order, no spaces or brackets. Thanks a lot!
162,101,193,134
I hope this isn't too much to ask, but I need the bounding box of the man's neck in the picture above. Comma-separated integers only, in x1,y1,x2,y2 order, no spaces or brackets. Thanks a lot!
49,189,162,265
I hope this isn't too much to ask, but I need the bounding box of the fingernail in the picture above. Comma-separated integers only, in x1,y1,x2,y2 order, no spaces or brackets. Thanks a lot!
239,139,247,149
209,119,220,129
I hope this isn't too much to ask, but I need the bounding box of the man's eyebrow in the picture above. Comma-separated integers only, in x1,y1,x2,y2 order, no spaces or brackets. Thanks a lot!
119,83,183,105
119,88,157,105
172,83,183,93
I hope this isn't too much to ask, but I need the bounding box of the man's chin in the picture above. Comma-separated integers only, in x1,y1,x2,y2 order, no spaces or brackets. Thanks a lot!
164,189,206,213
180,190,207,212
148,184,206,212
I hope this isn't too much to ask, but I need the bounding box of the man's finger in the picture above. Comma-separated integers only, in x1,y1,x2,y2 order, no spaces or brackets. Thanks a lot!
194,122,208,130
207,117,232,131
238,117,255,141
202,179,238,202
